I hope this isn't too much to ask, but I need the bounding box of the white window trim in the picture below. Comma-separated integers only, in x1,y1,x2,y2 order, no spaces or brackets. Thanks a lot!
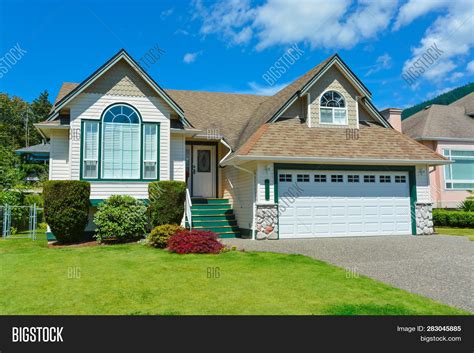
319,90,348,126
143,124,158,180
82,121,99,179
442,148,474,190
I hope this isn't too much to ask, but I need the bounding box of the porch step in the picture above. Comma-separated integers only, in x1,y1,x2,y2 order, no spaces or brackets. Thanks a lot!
189,198,239,238
192,204,232,210
192,198,230,205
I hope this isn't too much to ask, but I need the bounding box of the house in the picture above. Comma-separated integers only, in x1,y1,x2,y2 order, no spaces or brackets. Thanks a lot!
35,49,449,240
402,93,474,208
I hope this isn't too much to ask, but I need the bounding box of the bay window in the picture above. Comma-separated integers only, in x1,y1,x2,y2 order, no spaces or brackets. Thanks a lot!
443,149,474,189
81,103,159,180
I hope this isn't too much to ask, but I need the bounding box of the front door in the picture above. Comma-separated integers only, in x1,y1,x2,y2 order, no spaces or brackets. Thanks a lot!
192,145,216,198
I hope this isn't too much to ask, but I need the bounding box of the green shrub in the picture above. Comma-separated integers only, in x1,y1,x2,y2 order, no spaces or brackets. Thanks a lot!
148,181,186,227
147,224,184,248
43,181,90,243
24,193,44,208
94,195,147,243
458,191,474,212
433,209,474,228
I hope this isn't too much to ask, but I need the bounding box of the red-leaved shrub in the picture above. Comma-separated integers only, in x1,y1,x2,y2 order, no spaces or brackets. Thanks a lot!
167,230,224,254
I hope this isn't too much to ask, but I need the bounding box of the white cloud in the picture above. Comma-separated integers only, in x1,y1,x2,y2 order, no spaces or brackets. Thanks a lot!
426,86,455,99
397,0,474,83
467,60,474,74
393,0,448,30
193,0,398,50
183,51,202,64
365,53,392,76
237,81,290,96
160,8,174,19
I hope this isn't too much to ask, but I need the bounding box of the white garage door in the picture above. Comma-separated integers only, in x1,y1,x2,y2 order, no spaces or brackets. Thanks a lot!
278,170,411,238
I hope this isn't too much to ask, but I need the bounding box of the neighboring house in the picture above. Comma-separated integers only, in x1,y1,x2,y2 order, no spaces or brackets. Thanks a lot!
16,143,50,163
402,93,474,208
15,143,50,182
35,49,448,240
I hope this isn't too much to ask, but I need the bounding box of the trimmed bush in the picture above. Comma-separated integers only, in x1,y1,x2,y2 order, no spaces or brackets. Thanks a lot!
43,181,90,243
168,230,224,254
147,224,184,248
148,181,186,227
433,209,474,228
94,195,147,243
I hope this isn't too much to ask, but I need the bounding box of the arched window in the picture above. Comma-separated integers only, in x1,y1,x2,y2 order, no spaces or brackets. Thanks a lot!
81,103,159,180
319,91,347,125
102,104,141,179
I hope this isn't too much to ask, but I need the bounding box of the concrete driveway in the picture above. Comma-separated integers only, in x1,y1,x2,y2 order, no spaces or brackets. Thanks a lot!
222,235,474,312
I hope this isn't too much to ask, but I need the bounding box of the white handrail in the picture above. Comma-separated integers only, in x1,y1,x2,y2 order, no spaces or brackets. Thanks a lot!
185,188,193,229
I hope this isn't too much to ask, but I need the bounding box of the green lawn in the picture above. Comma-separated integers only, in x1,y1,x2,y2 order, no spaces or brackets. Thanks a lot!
0,233,466,315
437,227,474,240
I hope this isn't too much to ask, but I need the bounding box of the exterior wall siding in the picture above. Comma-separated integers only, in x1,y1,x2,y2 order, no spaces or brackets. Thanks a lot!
309,66,358,128
170,133,186,181
256,162,275,204
416,165,431,203
49,129,70,180
67,92,171,199
222,162,256,231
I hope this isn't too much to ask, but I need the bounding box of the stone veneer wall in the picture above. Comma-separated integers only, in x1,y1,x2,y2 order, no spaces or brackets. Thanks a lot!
256,204,278,240
415,203,434,235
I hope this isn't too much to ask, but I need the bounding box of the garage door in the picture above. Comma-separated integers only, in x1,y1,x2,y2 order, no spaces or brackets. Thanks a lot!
278,170,411,238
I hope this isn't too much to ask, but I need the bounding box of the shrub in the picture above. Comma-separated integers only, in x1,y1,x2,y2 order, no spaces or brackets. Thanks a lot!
94,195,147,243
24,193,44,208
147,224,184,248
148,181,186,227
458,191,474,212
43,181,90,243
433,209,474,228
167,230,224,254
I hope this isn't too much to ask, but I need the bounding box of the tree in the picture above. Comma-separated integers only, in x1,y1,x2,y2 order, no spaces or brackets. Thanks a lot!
0,145,24,190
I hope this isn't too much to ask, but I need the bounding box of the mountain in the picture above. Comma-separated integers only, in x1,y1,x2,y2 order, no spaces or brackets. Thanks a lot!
401,82,474,120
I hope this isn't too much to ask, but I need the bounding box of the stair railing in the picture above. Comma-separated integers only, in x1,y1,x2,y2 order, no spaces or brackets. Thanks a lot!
184,188,193,229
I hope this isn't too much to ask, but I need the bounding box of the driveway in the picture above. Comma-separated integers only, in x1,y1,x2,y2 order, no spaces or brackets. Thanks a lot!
222,235,474,312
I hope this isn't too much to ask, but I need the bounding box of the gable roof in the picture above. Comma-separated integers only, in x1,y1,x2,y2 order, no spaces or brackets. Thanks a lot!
45,51,393,151
165,90,268,148
47,49,191,126
237,54,389,147
229,119,447,165
402,93,474,140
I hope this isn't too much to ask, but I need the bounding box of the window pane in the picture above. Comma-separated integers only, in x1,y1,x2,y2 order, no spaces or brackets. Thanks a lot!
84,161,97,178
143,124,157,179
102,122,140,179
320,108,333,123
197,150,211,172
451,159,474,180
334,109,346,124
144,162,156,179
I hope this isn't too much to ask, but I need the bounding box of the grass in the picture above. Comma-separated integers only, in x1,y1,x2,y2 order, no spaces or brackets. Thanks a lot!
436,227,474,240
0,232,467,315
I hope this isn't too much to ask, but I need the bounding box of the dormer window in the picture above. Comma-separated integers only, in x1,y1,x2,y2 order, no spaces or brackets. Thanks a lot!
319,90,347,125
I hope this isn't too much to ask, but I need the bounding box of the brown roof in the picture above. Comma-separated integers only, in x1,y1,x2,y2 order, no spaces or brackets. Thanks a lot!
402,93,474,139
51,82,79,111
164,90,268,148
237,55,335,147
235,119,446,162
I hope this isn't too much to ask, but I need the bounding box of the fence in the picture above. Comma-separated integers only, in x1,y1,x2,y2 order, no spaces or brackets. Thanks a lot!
1,204,43,240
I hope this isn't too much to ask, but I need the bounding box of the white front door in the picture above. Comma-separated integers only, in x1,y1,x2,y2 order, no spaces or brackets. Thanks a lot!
192,145,215,198
278,170,412,238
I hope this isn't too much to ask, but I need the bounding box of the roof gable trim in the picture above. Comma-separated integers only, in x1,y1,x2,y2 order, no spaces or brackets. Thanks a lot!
48,49,192,127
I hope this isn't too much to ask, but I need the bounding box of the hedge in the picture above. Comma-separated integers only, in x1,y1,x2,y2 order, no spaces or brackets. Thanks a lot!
433,209,474,228
148,181,186,227
43,181,90,243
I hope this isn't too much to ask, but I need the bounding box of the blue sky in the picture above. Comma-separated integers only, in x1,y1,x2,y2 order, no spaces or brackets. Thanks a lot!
0,0,473,110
